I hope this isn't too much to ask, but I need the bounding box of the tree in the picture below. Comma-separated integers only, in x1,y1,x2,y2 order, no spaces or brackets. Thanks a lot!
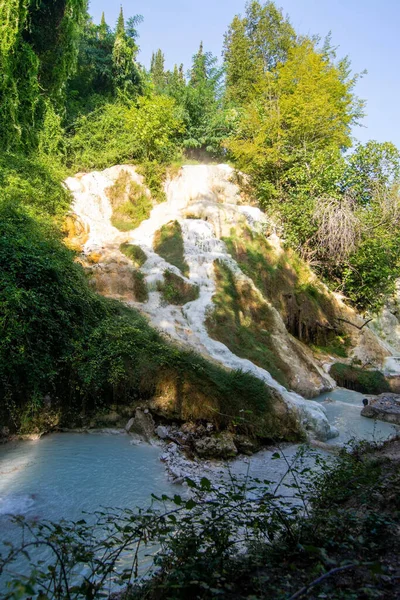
246,0,296,70
112,6,142,95
183,42,223,153
116,5,125,36
344,140,400,206
227,40,363,200
99,11,108,40
151,49,166,93
223,15,258,105
0,0,87,151
223,1,296,106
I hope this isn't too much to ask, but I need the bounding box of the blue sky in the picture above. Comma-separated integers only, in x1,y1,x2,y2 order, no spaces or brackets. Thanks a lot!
89,0,400,149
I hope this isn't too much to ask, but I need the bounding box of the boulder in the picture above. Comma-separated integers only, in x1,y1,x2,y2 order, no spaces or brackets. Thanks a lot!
233,434,260,455
155,425,169,440
126,408,155,441
361,393,400,425
194,432,238,459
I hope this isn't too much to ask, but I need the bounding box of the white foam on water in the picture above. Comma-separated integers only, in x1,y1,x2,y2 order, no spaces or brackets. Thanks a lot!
0,494,35,516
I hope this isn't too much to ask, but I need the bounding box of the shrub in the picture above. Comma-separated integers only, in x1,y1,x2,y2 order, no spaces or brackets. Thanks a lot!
0,152,69,219
67,96,184,170
133,270,148,302
3,440,399,599
0,202,107,428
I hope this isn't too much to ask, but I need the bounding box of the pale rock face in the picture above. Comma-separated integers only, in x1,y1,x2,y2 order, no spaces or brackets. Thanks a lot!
370,281,400,355
66,164,339,441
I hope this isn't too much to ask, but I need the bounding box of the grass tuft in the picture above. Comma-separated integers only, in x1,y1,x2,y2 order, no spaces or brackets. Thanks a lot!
120,243,147,267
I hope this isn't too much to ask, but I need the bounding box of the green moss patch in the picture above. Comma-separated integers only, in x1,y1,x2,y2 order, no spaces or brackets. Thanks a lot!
206,259,291,388
153,220,189,276
133,270,148,303
157,270,199,305
224,227,343,347
120,243,147,267
107,170,152,232
330,362,391,394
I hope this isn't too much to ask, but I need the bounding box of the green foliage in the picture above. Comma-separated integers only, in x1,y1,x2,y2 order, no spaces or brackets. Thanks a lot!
206,259,291,388
137,160,167,202
158,270,199,305
183,43,225,154
68,96,183,169
344,140,400,206
112,7,142,96
0,201,107,427
133,270,149,302
120,243,147,267
227,39,362,201
312,335,350,358
106,170,153,231
224,0,296,105
0,152,69,219
343,235,400,310
150,48,167,93
0,0,87,151
153,221,189,276
330,363,391,394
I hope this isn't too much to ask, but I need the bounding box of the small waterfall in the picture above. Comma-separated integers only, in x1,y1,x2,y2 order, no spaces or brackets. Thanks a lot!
66,164,338,441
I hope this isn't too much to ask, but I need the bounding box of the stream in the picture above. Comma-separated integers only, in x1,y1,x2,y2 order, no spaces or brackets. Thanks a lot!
0,389,399,593
1,388,398,524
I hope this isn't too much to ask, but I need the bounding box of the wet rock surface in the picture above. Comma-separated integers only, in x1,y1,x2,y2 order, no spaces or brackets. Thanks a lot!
361,393,400,425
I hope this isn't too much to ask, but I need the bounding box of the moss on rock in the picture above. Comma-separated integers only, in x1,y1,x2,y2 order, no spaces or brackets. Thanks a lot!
153,220,189,276
157,270,199,305
330,362,391,394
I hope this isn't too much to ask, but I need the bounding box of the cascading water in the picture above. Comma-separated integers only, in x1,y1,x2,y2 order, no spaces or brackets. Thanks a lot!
66,164,338,441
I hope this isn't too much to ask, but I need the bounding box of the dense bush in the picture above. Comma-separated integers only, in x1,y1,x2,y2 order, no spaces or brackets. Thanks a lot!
0,152,69,219
67,96,184,170
0,202,107,429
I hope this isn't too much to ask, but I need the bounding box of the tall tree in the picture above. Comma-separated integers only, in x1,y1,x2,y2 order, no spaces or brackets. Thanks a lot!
227,40,363,200
223,15,258,105
0,0,87,151
112,6,142,95
183,42,223,152
99,11,108,40
223,1,296,106
151,49,166,93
